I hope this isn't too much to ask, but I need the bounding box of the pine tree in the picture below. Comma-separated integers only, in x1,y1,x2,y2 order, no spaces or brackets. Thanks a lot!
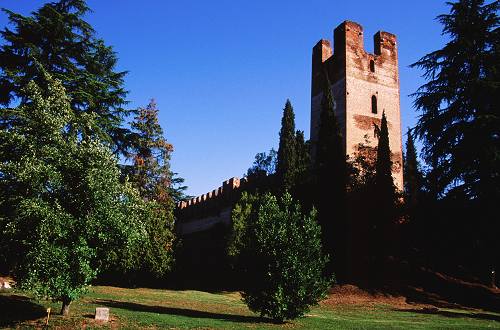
0,0,129,153
404,128,423,209
276,99,297,192
128,99,174,205
411,0,499,283
411,0,499,201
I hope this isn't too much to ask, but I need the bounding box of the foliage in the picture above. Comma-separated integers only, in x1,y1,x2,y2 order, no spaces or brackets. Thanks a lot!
374,111,396,206
233,192,332,322
121,99,179,280
227,192,260,267
0,0,130,153
0,71,148,315
404,128,423,210
294,130,310,182
314,70,347,274
411,0,499,201
276,100,297,192
127,99,173,203
411,0,499,279
247,149,277,177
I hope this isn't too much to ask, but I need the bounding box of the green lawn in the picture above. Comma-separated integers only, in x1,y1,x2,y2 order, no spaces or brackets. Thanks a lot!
1,286,499,329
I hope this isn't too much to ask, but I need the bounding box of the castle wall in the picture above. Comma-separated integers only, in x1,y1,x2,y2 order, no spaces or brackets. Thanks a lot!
175,174,272,235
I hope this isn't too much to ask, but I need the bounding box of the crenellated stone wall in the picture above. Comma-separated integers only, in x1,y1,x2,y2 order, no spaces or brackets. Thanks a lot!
175,174,271,235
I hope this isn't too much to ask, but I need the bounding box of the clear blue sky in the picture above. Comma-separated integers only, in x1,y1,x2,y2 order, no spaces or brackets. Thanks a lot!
0,0,449,197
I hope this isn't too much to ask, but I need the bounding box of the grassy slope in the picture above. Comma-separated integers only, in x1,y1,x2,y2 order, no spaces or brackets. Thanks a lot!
1,286,499,329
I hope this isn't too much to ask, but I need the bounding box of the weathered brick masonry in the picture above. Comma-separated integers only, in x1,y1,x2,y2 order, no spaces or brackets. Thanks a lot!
311,21,403,190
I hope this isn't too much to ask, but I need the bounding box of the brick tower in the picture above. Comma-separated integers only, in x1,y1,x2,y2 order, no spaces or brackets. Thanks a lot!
310,21,403,190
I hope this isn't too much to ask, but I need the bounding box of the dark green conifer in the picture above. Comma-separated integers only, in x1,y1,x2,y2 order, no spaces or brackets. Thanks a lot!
315,70,347,277
295,130,310,179
375,111,396,205
276,99,297,192
404,128,423,209
0,0,129,153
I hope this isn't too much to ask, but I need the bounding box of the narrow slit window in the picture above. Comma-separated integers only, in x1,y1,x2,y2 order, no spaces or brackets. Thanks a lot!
371,95,378,114
369,59,375,72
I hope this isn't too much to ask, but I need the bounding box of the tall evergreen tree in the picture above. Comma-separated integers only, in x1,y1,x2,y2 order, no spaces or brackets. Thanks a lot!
295,130,310,180
315,70,347,277
128,99,174,205
372,111,397,261
411,0,499,201
375,111,396,206
411,0,499,282
0,0,130,153
276,99,297,192
404,128,423,209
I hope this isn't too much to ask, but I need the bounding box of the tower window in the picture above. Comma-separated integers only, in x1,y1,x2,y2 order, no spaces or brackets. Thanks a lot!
369,59,375,72
371,95,378,114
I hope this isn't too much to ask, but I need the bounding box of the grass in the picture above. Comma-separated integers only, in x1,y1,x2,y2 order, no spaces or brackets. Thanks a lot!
1,286,499,329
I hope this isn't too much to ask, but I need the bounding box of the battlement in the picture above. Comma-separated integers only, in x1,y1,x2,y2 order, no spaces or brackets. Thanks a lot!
311,21,398,97
175,173,272,234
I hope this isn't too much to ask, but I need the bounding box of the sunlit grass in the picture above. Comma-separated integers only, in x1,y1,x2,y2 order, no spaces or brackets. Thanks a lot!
1,286,499,329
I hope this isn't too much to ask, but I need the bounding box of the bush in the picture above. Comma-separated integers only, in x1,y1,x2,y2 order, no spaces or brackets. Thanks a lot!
232,192,333,322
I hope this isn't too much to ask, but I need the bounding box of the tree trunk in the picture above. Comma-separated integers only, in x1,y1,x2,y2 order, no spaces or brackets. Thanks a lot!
60,298,71,316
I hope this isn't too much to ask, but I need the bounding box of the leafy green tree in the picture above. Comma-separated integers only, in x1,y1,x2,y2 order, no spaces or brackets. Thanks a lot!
0,0,129,153
247,148,277,176
276,100,297,192
404,128,423,210
227,192,260,269
0,71,147,316
233,192,332,322
411,0,499,201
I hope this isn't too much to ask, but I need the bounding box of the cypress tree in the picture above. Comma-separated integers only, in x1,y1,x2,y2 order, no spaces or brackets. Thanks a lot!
373,111,397,261
0,0,129,153
276,99,297,192
315,70,346,277
295,130,310,180
375,111,396,206
404,128,423,209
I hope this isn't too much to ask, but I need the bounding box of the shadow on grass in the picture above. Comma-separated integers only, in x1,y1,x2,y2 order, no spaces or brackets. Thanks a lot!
394,307,500,323
94,299,269,324
0,294,46,327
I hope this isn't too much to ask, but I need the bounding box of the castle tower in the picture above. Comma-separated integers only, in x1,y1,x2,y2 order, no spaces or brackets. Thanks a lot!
311,21,403,190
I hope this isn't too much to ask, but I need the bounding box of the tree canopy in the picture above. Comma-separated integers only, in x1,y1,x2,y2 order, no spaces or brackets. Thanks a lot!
0,70,151,315
0,0,130,153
